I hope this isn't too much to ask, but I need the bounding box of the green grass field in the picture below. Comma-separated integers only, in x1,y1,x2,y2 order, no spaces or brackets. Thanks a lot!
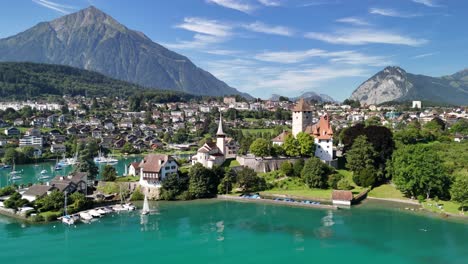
368,184,408,199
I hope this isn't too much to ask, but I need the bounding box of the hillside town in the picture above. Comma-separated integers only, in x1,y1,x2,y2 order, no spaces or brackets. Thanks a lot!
0,94,467,224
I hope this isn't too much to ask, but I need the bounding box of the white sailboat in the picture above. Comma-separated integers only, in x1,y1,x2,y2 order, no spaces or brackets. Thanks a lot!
141,195,149,215
62,192,76,226
10,162,22,180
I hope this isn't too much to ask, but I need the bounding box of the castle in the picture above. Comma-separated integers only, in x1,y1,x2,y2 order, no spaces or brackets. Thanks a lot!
291,98,334,161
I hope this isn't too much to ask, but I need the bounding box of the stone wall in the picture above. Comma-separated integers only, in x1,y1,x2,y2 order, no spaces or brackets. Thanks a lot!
236,155,303,173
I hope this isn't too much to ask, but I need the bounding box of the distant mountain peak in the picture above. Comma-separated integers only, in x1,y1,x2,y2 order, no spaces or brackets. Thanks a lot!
0,6,250,98
350,66,468,106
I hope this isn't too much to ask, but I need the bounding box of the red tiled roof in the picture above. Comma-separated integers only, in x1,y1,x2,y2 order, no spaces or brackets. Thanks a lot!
139,154,174,173
332,190,353,201
311,114,333,140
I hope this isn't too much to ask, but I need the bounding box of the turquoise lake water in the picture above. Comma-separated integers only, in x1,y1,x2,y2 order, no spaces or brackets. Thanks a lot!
0,200,466,264
0,156,142,188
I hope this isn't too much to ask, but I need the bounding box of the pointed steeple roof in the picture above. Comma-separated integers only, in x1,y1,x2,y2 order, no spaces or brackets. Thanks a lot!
293,98,312,112
216,112,225,136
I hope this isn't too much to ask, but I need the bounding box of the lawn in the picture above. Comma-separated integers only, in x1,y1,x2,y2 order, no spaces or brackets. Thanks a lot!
261,189,333,200
422,200,465,216
222,158,240,168
368,184,408,200
240,128,276,136
115,176,139,182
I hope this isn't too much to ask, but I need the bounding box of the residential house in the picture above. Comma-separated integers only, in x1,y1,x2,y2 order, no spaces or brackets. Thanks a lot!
128,162,140,176
271,131,290,146
139,154,178,188
51,144,66,154
19,136,43,149
4,127,20,136
13,119,24,126
22,184,57,202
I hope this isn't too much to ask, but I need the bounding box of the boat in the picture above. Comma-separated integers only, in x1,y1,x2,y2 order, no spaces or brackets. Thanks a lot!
123,203,136,211
41,170,47,174
58,153,78,167
2,164,11,169
94,150,118,164
88,209,102,218
62,192,75,226
96,208,107,215
54,157,62,170
38,174,50,180
10,174,22,181
141,195,150,215
79,212,93,222
112,204,127,212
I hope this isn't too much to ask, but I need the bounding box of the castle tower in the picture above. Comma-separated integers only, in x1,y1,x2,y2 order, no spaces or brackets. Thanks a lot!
216,112,226,155
311,113,334,161
292,98,313,137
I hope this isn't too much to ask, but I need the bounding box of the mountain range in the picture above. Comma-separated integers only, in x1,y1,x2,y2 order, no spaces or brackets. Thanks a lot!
350,66,468,106
0,6,250,98
270,92,336,103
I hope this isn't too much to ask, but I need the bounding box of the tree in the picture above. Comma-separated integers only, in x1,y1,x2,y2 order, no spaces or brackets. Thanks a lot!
237,167,266,193
188,163,219,199
102,165,117,181
327,173,344,189
296,132,315,157
301,157,333,189
249,138,270,157
69,192,87,212
337,178,353,190
3,147,17,165
450,118,468,134
353,166,377,187
38,190,65,212
161,173,189,200
282,134,300,157
280,161,293,176
343,99,360,108
346,135,377,173
450,174,468,212
392,144,449,199
292,159,304,177
218,169,236,194
122,142,138,154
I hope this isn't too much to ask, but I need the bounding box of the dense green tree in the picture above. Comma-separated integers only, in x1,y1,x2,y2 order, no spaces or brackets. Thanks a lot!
102,165,117,181
282,134,300,157
4,192,29,210
450,118,468,134
69,192,88,212
280,161,293,176
160,173,189,200
188,163,219,198
292,159,304,177
353,166,377,187
296,132,315,157
2,147,17,165
237,167,267,193
345,135,377,174
122,142,138,154
327,173,344,189
343,99,361,108
301,157,333,189
218,169,235,194
37,190,65,212
450,173,468,212
249,138,270,157
392,144,449,199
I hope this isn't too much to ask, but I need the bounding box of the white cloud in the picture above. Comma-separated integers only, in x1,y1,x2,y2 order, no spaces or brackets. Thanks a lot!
163,34,225,50
305,29,428,46
203,58,369,96
412,0,441,7
32,0,75,14
411,52,438,59
243,21,294,36
175,17,232,37
369,8,420,18
257,0,281,6
336,17,370,26
254,49,391,66
206,0,255,13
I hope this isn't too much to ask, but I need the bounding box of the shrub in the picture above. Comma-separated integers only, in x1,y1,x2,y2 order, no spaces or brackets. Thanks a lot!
130,187,145,201
176,191,192,201
353,167,377,187
337,178,353,190
280,161,293,176
30,214,44,223
327,173,344,189
417,195,425,203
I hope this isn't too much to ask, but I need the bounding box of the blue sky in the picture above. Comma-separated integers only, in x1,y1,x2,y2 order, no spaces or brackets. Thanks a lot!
0,0,467,100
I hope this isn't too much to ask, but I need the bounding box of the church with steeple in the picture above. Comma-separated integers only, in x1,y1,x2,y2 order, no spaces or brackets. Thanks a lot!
191,113,227,168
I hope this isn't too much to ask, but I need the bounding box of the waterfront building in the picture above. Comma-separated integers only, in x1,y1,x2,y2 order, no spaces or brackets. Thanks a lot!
138,154,178,188
128,162,140,176
332,190,353,206
191,113,226,168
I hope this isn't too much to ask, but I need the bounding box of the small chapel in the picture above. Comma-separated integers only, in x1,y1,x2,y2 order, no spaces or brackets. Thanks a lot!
191,113,226,168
